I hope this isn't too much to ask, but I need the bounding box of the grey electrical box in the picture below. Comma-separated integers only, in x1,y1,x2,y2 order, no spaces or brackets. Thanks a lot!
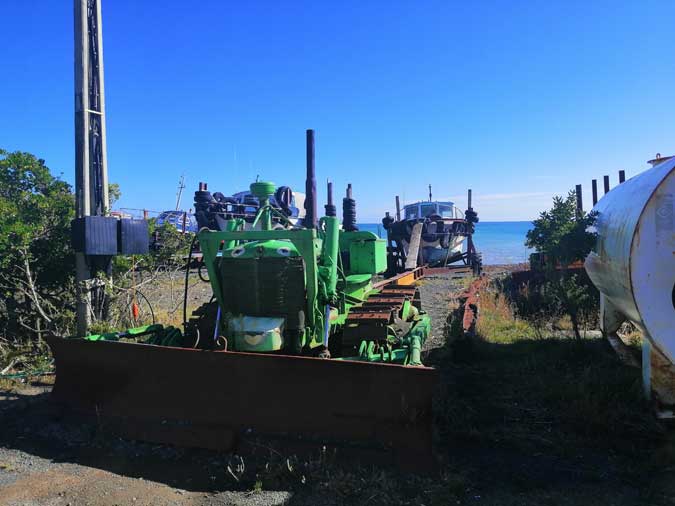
118,219,149,255
71,216,119,255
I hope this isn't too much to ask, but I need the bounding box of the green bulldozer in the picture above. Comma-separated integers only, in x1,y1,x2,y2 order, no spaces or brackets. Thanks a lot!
46,130,438,466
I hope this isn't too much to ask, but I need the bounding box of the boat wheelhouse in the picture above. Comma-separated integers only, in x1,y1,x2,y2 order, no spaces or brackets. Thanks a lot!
403,201,465,220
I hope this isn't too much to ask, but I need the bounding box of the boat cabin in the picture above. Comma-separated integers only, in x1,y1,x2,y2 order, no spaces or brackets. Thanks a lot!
403,201,463,220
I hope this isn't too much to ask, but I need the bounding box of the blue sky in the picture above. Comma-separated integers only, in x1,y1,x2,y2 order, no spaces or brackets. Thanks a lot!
3,0,675,221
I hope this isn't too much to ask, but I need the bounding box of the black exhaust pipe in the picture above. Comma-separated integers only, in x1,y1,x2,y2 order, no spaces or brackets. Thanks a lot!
305,129,318,229
325,180,336,217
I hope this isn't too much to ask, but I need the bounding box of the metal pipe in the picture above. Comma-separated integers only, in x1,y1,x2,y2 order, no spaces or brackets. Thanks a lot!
467,189,472,210
604,175,610,194
321,216,340,299
323,304,331,348
395,196,401,221
342,184,358,231
619,170,626,184
592,179,598,206
575,184,583,213
213,306,221,343
409,334,423,367
304,129,318,229
325,180,336,217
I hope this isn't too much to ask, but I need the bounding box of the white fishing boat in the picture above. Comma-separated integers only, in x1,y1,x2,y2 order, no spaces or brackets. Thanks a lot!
382,189,481,274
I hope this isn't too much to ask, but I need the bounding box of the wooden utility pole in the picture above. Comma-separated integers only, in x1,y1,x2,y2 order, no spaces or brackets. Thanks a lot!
74,0,109,336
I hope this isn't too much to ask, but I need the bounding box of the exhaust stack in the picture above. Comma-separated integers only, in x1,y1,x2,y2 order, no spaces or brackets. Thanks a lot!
304,129,318,229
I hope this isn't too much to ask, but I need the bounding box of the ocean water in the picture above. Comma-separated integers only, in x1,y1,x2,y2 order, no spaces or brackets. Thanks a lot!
357,221,533,266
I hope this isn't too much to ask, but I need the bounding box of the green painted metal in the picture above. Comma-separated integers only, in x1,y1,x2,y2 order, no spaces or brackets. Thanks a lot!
226,240,300,259
250,181,276,230
339,312,431,365
83,324,184,347
319,216,340,301
199,227,322,350
190,180,432,365
349,237,387,275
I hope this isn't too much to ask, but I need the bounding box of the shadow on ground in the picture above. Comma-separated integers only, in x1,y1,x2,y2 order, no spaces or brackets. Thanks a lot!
427,334,675,505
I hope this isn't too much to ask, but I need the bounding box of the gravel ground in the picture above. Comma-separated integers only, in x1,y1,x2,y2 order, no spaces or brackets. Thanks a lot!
417,272,469,351
0,273,471,506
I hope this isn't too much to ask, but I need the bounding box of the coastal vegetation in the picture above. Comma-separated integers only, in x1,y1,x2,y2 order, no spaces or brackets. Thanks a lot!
510,190,600,339
0,149,190,375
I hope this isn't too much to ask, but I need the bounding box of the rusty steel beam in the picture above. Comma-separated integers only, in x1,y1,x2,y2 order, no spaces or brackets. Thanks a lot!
380,286,417,294
346,313,392,321
364,295,407,303
360,301,405,310
46,336,436,468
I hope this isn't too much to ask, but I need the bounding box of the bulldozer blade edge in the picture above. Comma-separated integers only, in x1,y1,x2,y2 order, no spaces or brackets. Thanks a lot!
46,335,437,469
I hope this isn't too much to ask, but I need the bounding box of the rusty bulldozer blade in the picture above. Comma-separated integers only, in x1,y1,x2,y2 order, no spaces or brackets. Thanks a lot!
46,336,437,467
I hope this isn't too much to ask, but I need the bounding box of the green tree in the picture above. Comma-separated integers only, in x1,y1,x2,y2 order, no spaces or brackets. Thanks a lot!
525,190,598,339
525,190,597,266
108,182,121,209
0,150,76,339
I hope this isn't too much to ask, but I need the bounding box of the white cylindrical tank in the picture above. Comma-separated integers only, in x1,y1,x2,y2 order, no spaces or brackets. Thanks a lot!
585,156,675,361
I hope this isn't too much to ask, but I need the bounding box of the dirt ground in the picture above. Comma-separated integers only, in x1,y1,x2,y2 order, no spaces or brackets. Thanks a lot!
1,268,673,505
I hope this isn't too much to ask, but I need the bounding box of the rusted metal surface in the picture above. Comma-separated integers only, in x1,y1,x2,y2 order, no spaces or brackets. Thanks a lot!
46,335,437,468
342,282,421,347
379,287,417,295
365,295,406,303
346,312,392,322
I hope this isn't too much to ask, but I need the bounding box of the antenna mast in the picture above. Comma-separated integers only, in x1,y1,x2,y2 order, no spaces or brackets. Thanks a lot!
175,174,186,210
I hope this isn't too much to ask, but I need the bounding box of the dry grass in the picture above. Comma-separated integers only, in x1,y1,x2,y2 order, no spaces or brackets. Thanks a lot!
476,287,539,342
